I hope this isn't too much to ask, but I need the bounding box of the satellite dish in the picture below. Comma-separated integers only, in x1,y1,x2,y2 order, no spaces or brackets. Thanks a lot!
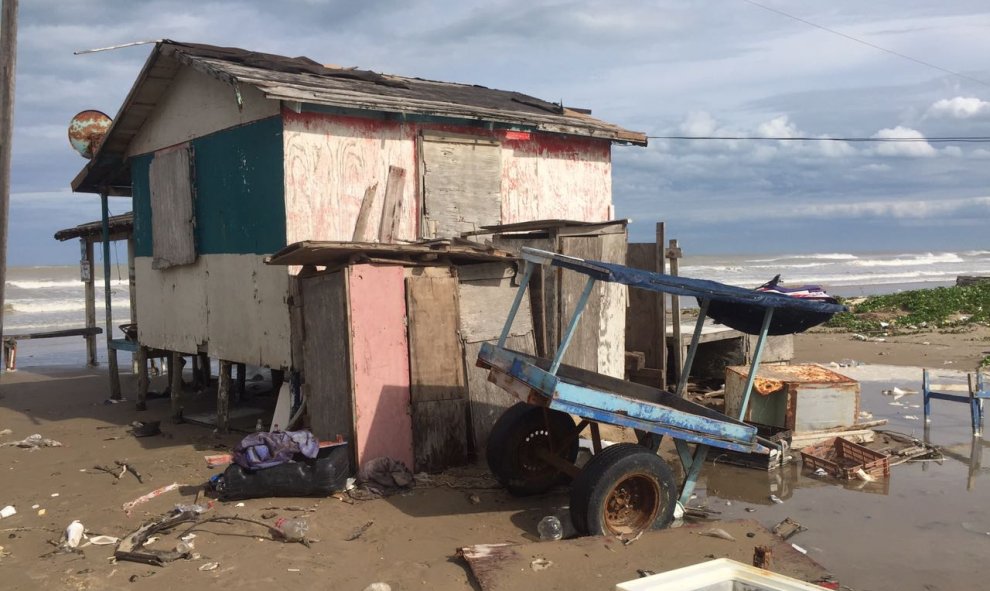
68,110,112,159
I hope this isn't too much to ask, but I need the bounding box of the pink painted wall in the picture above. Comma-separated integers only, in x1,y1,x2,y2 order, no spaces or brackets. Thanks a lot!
347,264,414,469
282,110,615,244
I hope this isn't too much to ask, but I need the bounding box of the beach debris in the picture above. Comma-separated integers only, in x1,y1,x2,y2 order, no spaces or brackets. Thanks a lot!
86,535,119,546
961,522,990,537
854,468,876,482
771,517,807,541
858,411,874,420
0,428,11,437
903,415,920,421
104,397,129,405
199,562,219,571
882,386,917,400
852,334,885,343
769,494,784,504
122,482,181,514
37,509,45,516
61,520,85,550
791,543,808,555
363,584,391,591
812,468,828,477
745,507,757,513
699,528,736,541
530,558,553,571
115,460,144,483
346,520,374,541
753,545,773,570
130,421,161,438
621,531,644,546
0,505,16,519
115,509,200,566
274,516,308,542
1,434,63,449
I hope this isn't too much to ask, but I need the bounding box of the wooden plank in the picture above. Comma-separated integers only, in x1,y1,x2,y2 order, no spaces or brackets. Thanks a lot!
378,166,406,243
625,243,659,370
217,360,232,433
169,351,183,422
411,399,468,472
560,236,602,372
406,273,468,471
458,520,831,591
348,264,414,469
149,146,196,270
300,271,355,451
421,137,501,238
352,181,379,241
597,230,627,378
656,222,667,389
463,333,536,451
456,262,534,343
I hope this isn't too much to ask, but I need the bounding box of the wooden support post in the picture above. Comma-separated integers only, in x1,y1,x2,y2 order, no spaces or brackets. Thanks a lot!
101,191,122,400
0,0,18,357
235,362,246,401
753,545,773,570
667,239,683,388
83,238,97,366
217,360,232,434
127,236,137,372
655,222,667,390
135,346,148,411
169,351,183,422
271,367,285,396
198,352,210,389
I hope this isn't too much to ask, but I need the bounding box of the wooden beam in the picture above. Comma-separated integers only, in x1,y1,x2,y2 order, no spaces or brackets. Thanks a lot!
127,236,137,372
352,181,379,241
135,346,149,411
235,362,246,400
378,166,406,243
217,360,232,434
655,222,666,390
169,351,183,422
84,238,97,366
667,239,683,392
102,192,122,401
0,0,17,355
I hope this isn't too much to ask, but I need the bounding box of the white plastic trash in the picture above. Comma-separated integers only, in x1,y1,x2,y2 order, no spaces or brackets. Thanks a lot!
63,520,85,549
0,505,16,519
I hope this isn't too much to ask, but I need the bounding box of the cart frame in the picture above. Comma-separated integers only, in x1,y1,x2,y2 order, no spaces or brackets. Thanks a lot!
478,246,846,511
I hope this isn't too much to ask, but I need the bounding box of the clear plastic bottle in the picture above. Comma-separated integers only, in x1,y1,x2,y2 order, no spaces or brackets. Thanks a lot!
275,516,308,542
537,515,563,541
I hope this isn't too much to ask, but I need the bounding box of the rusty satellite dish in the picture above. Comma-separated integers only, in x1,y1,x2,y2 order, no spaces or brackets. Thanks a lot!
68,110,112,159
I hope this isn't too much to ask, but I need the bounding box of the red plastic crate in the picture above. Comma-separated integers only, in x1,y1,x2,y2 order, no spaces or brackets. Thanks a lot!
800,436,890,479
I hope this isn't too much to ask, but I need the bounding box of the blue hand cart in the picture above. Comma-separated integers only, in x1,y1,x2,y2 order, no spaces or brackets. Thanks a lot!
478,247,846,536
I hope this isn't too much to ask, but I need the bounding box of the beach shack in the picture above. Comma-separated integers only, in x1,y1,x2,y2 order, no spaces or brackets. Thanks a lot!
69,40,645,467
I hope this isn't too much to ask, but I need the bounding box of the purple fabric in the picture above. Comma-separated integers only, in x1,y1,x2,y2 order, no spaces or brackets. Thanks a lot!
233,430,319,470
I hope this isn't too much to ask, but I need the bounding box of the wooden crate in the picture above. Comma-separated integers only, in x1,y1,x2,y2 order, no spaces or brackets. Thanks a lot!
800,436,890,479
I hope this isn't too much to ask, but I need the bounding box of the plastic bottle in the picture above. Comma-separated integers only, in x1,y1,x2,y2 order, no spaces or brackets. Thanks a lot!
275,516,308,542
176,540,195,553
537,515,563,541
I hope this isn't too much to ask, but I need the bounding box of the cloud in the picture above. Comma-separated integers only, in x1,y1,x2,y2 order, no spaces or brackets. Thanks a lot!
871,126,936,157
926,96,990,119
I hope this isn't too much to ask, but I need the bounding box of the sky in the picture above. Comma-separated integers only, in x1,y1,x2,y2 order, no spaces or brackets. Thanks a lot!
6,0,990,265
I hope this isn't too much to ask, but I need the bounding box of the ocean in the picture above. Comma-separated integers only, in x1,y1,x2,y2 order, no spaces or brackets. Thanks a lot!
3,250,990,368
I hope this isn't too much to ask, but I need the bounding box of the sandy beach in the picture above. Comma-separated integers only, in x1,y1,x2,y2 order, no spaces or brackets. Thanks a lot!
0,325,988,591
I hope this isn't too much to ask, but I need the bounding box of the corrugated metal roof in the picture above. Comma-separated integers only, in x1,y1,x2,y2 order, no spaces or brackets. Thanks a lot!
73,40,647,195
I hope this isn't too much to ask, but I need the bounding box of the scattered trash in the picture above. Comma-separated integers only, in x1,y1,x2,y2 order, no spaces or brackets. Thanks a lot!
854,468,876,482
37,509,46,516
800,437,890,480
286,568,300,573
0,428,11,437
235,502,246,508
350,456,413,500
699,528,736,541
744,507,756,513
0,434,63,449
130,421,161,438
1,505,16,519
904,415,920,421
812,468,828,477
753,545,773,570
637,569,656,578
791,543,808,554
62,520,85,549
769,494,784,504
274,516,308,542
467,493,481,505
771,517,807,541
199,562,219,571
87,535,119,546
175,539,194,553
537,515,563,541
883,386,917,400
530,558,553,571
30,504,39,509
50,493,59,498
673,502,685,519
115,509,200,566
346,520,374,541
622,531,644,546
104,397,129,405
363,583,391,591
858,411,874,420
122,482,181,514
173,504,207,515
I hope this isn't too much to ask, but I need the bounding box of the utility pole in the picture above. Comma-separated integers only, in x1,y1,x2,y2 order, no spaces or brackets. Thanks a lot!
0,0,20,353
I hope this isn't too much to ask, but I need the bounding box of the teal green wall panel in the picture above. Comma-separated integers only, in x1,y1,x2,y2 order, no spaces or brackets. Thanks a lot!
129,116,286,258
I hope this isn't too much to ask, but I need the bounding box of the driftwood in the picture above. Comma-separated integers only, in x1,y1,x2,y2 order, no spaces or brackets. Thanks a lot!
114,510,199,566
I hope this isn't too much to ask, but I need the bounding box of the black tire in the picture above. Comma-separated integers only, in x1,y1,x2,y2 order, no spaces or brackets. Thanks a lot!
486,403,579,496
569,443,677,536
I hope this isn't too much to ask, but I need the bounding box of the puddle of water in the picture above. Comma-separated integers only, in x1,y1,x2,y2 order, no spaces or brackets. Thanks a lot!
691,367,990,591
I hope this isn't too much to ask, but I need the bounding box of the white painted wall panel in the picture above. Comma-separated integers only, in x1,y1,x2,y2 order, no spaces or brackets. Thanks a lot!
127,63,279,157
282,112,419,244
135,254,291,366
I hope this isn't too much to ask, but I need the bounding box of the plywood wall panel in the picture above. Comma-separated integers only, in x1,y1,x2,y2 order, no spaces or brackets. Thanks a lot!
283,112,419,244
134,256,208,353
456,262,534,343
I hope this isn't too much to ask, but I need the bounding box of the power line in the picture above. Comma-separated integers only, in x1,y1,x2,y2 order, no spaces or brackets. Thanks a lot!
739,0,990,89
649,135,990,142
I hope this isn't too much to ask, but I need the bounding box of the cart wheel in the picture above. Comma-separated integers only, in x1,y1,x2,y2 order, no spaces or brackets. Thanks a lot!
486,403,578,496
569,443,677,536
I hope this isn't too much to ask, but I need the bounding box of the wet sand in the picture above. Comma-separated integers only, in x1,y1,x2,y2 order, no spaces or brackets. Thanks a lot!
1,326,988,590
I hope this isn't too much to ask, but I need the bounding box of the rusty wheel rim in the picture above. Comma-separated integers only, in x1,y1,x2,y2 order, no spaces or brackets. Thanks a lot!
603,474,661,534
